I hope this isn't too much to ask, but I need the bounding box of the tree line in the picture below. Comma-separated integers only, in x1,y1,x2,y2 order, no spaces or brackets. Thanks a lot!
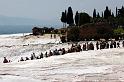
61,6,124,28
60,6,124,42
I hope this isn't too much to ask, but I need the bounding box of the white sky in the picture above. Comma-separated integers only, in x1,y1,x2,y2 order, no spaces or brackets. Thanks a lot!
0,0,123,22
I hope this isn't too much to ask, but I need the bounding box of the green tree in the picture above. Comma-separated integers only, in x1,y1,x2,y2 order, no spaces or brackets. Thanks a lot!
97,12,100,18
61,10,67,28
61,12,65,27
67,27,80,41
104,6,111,19
67,7,74,26
75,11,79,26
64,10,67,27
114,27,124,35
118,6,124,17
116,7,118,17
118,6,124,26
93,9,96,18
79,12,91,26
102,12,104,18
111,12,114,17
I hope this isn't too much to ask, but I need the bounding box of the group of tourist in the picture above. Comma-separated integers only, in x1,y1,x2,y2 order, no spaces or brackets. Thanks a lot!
96,41,121,50
3,40,124,63
19,48,66,62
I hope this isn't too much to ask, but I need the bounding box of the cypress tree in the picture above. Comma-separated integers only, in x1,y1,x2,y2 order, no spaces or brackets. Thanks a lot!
93,9,96,18
75,11,79,26
67,7,74,26
64,10,67,27
102,12,104,18
111,12,114,17
61,12,65,27
97,12,100,18
61,10,67,27
116,7,118,17
104,6,111,19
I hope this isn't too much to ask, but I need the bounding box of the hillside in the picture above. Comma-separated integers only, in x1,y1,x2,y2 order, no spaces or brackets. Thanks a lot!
0,34,124,81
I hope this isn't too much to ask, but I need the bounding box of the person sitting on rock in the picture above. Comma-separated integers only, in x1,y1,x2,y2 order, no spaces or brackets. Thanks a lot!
25,57,29,60
45,52,48,57
77,44,82,52
49,50,53,57
39,52,43,58
36,56,40,59
20,57,24,61
117,41,120,48
3,57,8,63
62,48,66,55
31,54,34,60
31,53,36,60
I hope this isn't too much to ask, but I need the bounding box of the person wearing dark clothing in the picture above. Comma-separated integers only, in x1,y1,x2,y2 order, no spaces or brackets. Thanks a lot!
88,42,94,50
117,42,120,48
96,41,99,50
103,42,106,49
44,52,48,57
110,42,113,48
53,49,60,55
31,53,36,60
67,48,71,53
25,57,29,60
100,42,102,50
36,56,40,59
49,50,53,57
83,43,87,51
3,57,8,63
62,48,66,55
40,52,43,58
32,53,36,58
31,54,34,60
106,42,109,49
56,49,60,55
101,42,106,49
91,43,94,50
51,34,52,39
54,34,56,38
20,57,24,61
113,41,116,48
122,41,124,47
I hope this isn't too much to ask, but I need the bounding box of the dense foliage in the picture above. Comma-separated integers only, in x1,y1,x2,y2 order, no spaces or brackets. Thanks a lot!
60,6,124,42
75,11,79,26
67,7,74,26
79,13,91,26
67,27,80,41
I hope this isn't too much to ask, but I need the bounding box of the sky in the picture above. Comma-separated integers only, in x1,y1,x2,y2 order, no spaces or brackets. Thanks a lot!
0,0,124,26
